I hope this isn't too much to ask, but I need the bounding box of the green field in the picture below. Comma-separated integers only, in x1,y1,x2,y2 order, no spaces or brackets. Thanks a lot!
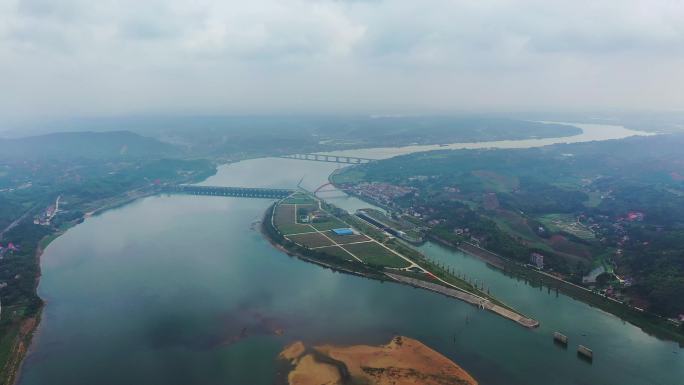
281,193,316,205
342,242,410,268
310,217,348,231
274,199,409,268
538,213,595,240
269,196,511,316
288,232,334,248
583,191,603,207
326,232,370,245
315,245,356,261
491,216,553,253
273,204,314,235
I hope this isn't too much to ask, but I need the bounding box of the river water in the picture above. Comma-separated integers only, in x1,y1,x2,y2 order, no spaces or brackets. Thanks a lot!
321,122,653,159
18,124,682,385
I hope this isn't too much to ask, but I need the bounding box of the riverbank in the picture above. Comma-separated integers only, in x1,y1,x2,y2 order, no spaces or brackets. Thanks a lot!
17,153,684,385
1,224,72,385
260,203,389,283
429,234,684,345
0,178,213,385
263,196,538,329
385,273,538,328
330,159,684,344
0,188,163,385
278,336,478,385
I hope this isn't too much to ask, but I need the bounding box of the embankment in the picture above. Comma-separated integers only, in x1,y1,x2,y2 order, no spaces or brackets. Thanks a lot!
385,273,539,328
429,235,684,344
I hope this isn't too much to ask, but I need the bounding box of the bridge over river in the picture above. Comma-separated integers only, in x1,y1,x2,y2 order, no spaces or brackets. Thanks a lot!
279,153,376,164
168,185,295,199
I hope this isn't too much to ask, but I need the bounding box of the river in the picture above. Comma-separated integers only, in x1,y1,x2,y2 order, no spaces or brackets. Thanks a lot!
18,123,682,385
320,121,653,159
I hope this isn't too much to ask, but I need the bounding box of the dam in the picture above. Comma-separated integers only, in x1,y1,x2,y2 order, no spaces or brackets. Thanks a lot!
168,185,295,199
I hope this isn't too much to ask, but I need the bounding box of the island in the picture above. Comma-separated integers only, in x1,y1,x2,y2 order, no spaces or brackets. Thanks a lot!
278,336,478,385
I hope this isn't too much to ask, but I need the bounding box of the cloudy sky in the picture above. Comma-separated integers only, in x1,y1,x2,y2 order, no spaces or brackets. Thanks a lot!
1,0,683,120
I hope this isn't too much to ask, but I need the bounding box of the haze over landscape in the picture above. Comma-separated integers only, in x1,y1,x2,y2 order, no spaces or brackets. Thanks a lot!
1,1,684,385
2,0,684,123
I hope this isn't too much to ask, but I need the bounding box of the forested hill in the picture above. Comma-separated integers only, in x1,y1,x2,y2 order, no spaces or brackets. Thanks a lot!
0,131,179,160
335,133,684,317
4,115,582,156
350,133,684,192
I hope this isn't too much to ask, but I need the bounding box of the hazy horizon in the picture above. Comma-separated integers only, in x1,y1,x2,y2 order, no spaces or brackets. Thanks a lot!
2,0,684,123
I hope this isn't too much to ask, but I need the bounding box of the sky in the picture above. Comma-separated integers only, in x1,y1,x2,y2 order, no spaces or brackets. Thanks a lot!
1,0,684,121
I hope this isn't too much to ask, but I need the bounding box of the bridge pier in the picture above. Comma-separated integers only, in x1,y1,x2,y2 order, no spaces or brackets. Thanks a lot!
169,185,295,199
279,153,375,164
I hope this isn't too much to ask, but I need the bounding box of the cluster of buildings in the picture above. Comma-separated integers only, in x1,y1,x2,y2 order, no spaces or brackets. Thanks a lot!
34,196,61,226
343,182,417,207
298,209,329,224
34,205,57,226
0,242,19,259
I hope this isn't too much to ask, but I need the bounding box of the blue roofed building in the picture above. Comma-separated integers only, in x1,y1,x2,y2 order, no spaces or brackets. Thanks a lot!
331,228,354,236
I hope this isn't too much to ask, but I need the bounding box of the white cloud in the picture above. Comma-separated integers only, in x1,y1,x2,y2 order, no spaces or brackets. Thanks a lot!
1,0,683,119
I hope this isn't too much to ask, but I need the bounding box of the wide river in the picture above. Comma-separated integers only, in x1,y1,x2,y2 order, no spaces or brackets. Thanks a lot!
19,124,682,385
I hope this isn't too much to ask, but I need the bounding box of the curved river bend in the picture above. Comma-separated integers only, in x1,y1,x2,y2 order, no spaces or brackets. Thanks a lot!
19,124,682,385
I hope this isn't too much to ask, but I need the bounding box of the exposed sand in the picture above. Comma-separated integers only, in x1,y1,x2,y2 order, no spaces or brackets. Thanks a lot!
280,341,307,361
288,354,342,385
279,336,478,385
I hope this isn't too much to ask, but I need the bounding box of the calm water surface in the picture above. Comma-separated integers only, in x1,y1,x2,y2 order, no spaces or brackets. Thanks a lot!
322,122,652,159
20,125,682,385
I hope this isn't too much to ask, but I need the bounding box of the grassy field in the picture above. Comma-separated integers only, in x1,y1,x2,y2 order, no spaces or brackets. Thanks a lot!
583,191,603,207
288,232,334,248
274,198,409,268
315,245,356,261
281,194,316,205
325,232,370,245
491,216,554,254
273,205,314,235
310,217,348,231
342,242,410,268
538,213,595,240
268,196,526,322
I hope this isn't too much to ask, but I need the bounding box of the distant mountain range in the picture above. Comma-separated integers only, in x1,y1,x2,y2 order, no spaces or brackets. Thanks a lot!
0,131,179,160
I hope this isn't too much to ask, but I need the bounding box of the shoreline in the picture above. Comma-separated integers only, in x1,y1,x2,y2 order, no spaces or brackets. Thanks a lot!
427,233,684,345
262,200,539,329
278,336,479,385
3,165,221,384
7,126,678,383
328,171,684,345
1,233,51,385
259,204,389,283
1,188,179,385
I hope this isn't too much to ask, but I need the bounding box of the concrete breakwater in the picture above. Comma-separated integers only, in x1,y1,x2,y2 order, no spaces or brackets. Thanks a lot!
385,273,539,328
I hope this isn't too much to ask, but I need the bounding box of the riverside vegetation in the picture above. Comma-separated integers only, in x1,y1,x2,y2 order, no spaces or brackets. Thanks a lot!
263,192,538,328
0,131,216,385
0,119,577,384
332,133,684,342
